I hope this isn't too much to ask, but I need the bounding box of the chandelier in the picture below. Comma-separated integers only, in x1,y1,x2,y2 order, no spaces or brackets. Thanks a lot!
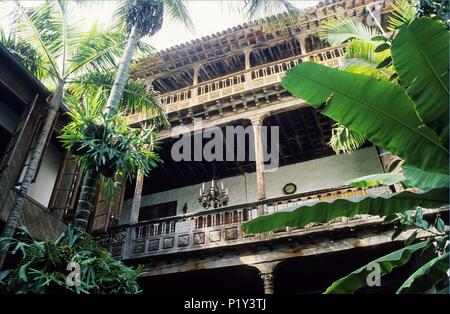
198,179,229,209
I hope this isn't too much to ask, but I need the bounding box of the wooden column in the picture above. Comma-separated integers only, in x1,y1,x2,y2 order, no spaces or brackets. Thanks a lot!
243,47,253,83
130,170,144,224
251,115,266,200
296,34,307,55
190,63,201,106
123,171,144,260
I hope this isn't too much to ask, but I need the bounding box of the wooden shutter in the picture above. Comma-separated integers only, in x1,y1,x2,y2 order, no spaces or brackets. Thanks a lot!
90,182,126,233
0,94,38,175
16,110,60,185
48,151,82,219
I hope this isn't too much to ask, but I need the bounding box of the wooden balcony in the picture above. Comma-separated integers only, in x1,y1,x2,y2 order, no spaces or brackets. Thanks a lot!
126,46,346,125
98,184,392,260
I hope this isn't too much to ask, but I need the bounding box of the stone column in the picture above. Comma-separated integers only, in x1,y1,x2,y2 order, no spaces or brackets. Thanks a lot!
254,262,280,294
250,115,267,200
260,272,275,294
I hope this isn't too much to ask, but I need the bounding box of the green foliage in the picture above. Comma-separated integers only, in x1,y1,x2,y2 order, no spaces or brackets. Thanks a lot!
342,39,393,80
347,173,405,188
0,226,143,294
324,241,431,294
68,71,167,121
417,0,449,22
388,0,417,30
241,189,448,234
112,0,194,35
401,164,450,191
328,123,366,154
281,62,448,174
318,17,381,47
321,21,392,154
0,29,47,80
243,0,297,20
348,164,449,191
123,0,164,36
397,252,450,293
58,89,160,194
243,15,450,294
391,17,449,144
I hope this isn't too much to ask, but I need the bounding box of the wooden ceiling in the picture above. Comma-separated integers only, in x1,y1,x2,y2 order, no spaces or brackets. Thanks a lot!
250,38,302,67
125,106,338,197
148,35,322,94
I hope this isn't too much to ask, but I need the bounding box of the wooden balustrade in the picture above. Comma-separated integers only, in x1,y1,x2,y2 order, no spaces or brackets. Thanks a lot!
126,46,346,123
100,185,392,259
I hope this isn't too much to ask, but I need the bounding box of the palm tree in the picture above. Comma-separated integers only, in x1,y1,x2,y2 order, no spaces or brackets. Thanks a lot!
72,0,196,230
71,0,301,231
0,0,160,269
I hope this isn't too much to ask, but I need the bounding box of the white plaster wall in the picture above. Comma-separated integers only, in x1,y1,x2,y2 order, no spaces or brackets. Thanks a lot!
0,99,19,132
120,146,383,224
27,143,64,207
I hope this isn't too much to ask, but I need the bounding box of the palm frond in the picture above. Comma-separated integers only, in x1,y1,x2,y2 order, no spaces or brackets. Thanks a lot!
388,0,417,30
13,2,61,77
66,25,129,77
163,0,194,32
342,39,393,79
328,123,366,154
342,59,392,80
243,0,298,19
67,72,167,125
318,17,380,47
0,29,51,80
111,1,128,32
53,0,86,76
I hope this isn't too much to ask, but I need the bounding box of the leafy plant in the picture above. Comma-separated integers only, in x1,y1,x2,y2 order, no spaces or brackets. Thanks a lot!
58,89,160,196
317,17,392,154
0,0,161,269
0,226,143,294
242,16,449,293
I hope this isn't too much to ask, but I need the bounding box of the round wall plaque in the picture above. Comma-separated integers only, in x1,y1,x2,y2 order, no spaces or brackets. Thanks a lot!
283,183,297,195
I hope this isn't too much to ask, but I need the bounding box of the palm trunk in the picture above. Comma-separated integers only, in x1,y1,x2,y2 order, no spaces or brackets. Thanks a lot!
72,169,99,231
104,25,140,116
74,26,139,231
0,82,63,270
72,26,140,232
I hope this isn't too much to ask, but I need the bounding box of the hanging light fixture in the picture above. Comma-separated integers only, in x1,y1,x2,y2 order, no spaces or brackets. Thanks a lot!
198,162,229,209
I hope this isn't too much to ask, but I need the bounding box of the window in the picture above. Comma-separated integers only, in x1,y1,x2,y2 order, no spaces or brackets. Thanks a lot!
0,94,38,175
138,201,177,222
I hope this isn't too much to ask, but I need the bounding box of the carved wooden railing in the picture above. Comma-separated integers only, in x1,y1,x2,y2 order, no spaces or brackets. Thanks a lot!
98,185,391,259
126,46,346,124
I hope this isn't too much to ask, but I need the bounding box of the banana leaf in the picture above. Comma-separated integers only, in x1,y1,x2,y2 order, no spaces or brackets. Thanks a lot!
281,62,449,174
348,173,405,188
397,252,449,294
324,241,430,294
402,163,449,191
348,165,449,191
391,17,449,145
241,188,449,234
